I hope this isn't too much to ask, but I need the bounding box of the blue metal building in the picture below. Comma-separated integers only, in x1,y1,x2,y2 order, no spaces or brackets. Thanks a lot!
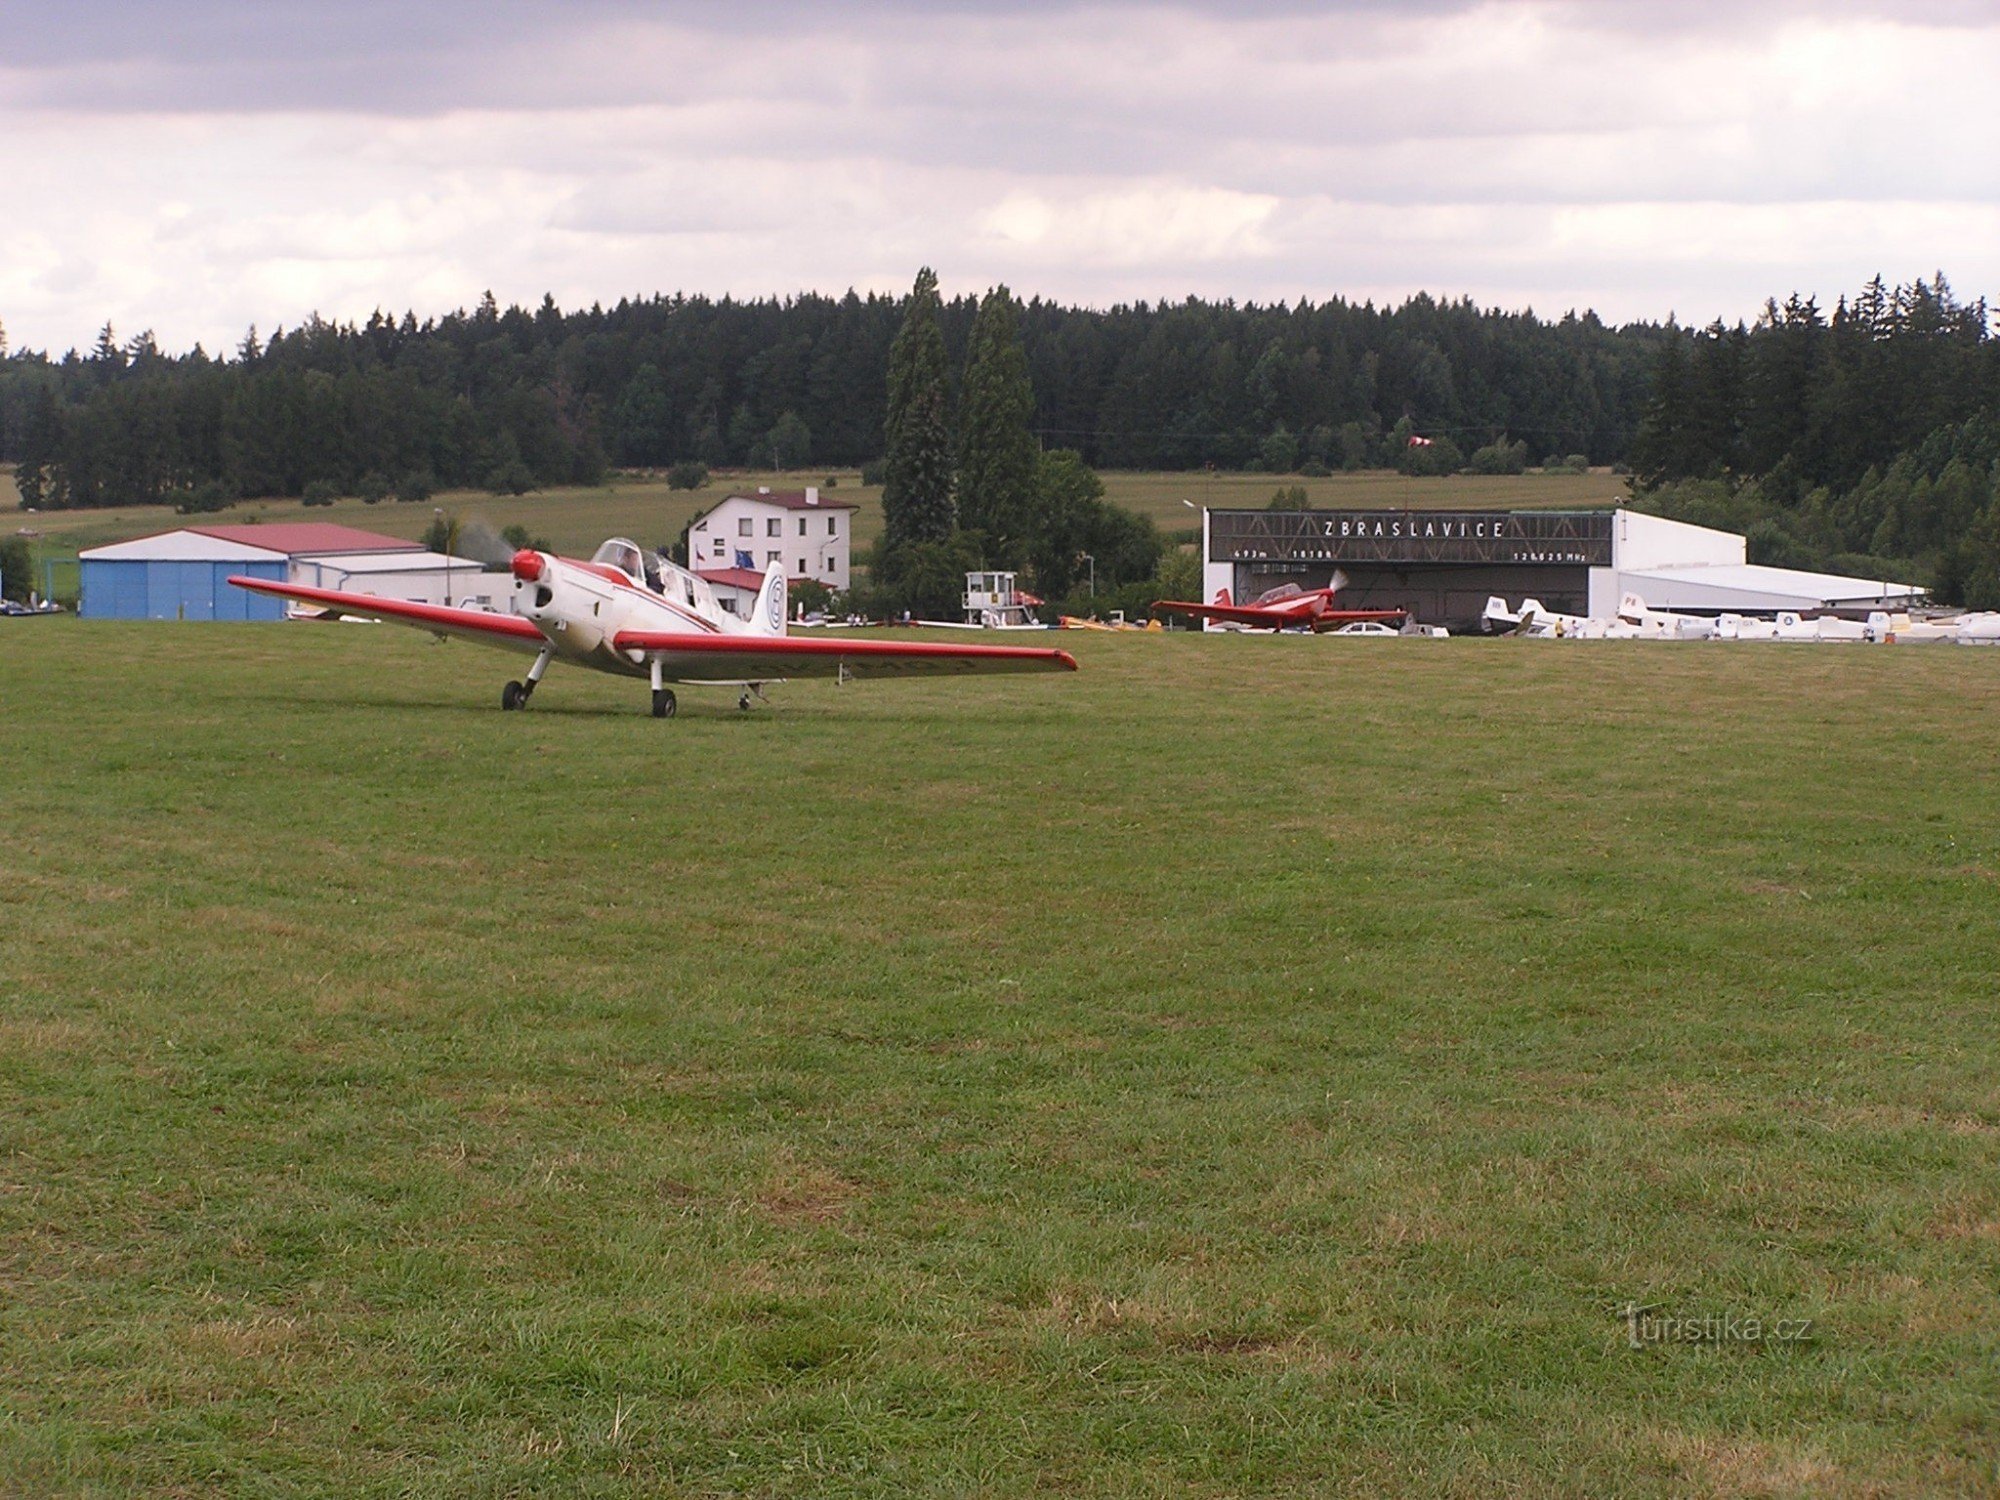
79,532,289,620
77,524,426,621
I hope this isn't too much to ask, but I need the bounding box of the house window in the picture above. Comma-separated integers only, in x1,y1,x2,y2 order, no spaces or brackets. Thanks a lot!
767,518,781,537
798,518,807,537
767,550,781,565
712,537,724,557
797,557,807,574
828,517,837,535
738,518,752,537
826,558,836,574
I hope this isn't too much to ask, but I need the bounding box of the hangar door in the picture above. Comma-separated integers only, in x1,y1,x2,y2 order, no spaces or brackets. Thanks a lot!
82,560,286,620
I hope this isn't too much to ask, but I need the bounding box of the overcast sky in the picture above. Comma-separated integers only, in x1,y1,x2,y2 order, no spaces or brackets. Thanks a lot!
3,0,1996,355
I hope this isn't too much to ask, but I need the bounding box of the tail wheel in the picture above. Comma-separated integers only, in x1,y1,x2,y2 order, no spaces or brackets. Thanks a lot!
652,688,677,719
502,681,526,711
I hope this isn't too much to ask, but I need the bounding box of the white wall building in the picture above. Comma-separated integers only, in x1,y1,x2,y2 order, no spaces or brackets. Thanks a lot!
291,550,510,613
688,487,856,591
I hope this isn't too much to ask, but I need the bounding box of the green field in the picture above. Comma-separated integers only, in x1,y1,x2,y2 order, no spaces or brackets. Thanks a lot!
8,467,1629,572
2,622,1995,1495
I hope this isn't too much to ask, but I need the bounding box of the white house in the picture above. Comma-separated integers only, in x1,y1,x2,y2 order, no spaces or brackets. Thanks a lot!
688,486,857,592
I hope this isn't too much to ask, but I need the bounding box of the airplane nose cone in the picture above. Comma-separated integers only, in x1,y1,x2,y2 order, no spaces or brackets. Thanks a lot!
511,549,544,582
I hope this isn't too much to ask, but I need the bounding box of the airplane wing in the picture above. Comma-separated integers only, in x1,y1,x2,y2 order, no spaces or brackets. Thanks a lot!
610,630,1077,682
1153,599,1303,628
228,577,549,654
1154,599,1405,630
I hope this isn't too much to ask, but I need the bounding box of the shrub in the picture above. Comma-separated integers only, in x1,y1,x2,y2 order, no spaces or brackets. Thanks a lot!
1300,459,1332,478
356,470,392,505
1468,439,1529,475
821,475,839,489
790,578,836,617
500,523,552,553
396,469,436,503
171,481,231,514
667,461,709,491
1563,454,1591,473
484,459,535,495
302,479,340,507
860,459,887,487
0,536,32,601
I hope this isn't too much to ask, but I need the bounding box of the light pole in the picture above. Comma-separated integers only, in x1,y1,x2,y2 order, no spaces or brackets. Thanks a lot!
1081,552,1095,597
435,506,450,607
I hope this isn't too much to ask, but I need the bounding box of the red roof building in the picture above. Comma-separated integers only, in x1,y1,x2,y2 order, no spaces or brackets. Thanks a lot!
186,523,419,555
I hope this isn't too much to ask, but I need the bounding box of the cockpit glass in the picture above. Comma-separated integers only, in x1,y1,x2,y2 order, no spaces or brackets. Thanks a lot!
591,538,645,581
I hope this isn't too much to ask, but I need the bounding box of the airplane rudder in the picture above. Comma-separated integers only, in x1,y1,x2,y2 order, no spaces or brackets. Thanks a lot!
756,562,789,635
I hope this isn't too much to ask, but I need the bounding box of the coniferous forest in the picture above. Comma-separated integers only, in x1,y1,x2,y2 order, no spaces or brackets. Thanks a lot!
1630,275,2000,606
5,271,2000,602
0,287,1659,513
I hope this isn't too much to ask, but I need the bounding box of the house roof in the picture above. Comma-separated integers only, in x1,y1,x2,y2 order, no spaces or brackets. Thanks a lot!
718,489,858,512
696,568,768,592
190,523,420,556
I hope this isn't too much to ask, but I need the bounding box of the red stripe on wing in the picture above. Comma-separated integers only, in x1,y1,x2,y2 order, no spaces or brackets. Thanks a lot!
612,630,1078,673
228,577,546,642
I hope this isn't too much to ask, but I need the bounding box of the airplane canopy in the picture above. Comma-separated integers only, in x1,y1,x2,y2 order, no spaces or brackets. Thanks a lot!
592,538,647,582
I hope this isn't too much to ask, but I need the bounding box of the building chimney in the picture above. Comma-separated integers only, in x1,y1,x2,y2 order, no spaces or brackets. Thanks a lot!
806,486,819,505
757,485,771,495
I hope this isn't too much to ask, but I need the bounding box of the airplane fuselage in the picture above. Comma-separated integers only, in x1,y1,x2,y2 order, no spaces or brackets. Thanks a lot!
512,542,777,684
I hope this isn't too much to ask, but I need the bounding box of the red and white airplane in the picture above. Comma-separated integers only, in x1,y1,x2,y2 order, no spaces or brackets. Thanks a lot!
1153,575,1407,632
230,538,1076,718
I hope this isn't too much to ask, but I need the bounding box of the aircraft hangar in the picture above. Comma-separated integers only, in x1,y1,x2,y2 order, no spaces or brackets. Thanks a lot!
1199,506,1926,631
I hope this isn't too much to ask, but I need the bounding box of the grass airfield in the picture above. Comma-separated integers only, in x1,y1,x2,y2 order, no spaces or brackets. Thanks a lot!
3,620,1997,1496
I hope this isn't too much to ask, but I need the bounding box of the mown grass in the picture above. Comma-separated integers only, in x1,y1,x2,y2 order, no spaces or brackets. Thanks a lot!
2,622,1996,1496
13,468,1628,572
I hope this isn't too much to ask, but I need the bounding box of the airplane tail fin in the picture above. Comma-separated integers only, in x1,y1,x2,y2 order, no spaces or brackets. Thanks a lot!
752,560,789,636
1618,591,1649,623
1213,587,1232,607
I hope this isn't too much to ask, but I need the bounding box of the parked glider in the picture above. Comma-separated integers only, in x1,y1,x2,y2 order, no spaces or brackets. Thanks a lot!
1153,575,1406,632
231,539,1076,718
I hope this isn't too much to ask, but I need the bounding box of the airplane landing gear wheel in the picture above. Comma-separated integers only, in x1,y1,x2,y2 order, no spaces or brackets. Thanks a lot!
502,680,526,711
738,692,752,711
652,688,677,719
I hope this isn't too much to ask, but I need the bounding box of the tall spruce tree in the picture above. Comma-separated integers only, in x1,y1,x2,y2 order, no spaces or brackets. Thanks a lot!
956,285,1039,567
881,267,954,552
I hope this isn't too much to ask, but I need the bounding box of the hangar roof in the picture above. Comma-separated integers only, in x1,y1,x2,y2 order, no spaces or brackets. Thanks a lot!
311,550,490,575
190,524,419,555
1625,562,1928,608
82,523,421,562
80,531,288,562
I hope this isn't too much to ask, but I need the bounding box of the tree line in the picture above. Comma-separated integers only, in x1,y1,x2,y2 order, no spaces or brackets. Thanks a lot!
1629,274,2000,603
1,284,1662,513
